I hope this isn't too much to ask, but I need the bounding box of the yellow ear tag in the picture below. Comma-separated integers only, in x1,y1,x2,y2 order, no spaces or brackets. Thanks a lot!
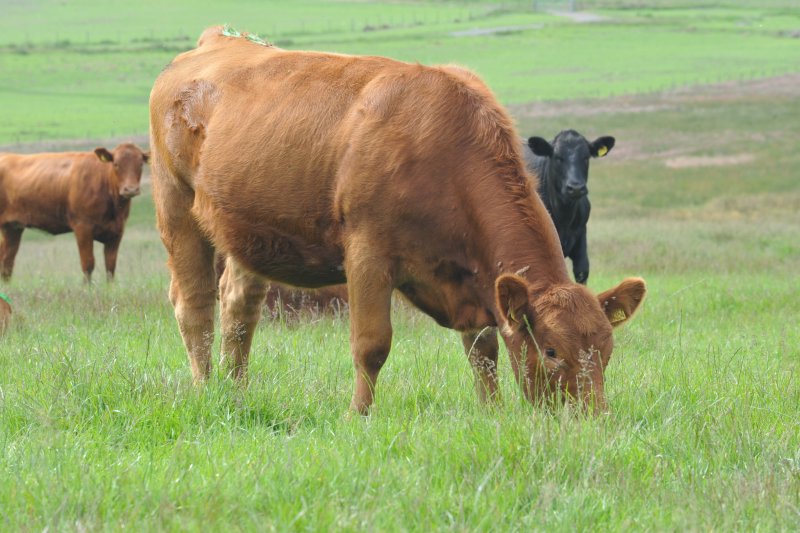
597,146,608,157
610,308,627,324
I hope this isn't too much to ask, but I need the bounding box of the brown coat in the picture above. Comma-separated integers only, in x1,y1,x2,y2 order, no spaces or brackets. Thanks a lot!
149,27,646,413
0,144,149,282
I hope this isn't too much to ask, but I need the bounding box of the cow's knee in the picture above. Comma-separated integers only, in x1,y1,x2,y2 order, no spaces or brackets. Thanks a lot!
462,328,500,402
83,262,95,283
347,271,393,415
219,260,267,380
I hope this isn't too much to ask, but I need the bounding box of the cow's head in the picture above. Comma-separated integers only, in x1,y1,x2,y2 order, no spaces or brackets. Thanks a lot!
95,143,150,199
496,274,645,414
528,130,614,200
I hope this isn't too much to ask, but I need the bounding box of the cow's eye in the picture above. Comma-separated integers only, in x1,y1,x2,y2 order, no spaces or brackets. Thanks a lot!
545,348,557,358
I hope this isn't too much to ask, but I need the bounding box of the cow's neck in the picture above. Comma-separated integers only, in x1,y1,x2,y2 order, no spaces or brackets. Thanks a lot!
105,171,130,217
471,166,571,305
402,162,571,333
489,208,568,290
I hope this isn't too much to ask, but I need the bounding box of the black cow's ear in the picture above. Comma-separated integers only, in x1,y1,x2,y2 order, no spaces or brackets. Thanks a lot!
528,136,554,157
590,136,615,158
94,147,114,163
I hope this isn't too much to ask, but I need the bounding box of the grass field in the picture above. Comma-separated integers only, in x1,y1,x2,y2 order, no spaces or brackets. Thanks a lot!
1,1,799,531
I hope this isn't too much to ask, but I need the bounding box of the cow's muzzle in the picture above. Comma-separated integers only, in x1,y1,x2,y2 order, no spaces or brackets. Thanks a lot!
120,186,141,199
565,185,588,198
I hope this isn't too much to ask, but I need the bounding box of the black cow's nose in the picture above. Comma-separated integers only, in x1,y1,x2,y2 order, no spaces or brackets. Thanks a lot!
566,185,588,198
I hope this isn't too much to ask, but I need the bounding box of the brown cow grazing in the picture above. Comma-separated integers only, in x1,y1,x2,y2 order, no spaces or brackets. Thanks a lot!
0,143,149,282
149,26,646,414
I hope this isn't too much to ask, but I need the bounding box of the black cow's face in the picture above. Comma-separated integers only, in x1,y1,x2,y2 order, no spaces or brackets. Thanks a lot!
528,131,615,200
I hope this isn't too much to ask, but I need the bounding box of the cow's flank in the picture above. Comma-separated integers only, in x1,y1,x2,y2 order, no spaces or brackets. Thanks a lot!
149,26,646,414
0,143,149,282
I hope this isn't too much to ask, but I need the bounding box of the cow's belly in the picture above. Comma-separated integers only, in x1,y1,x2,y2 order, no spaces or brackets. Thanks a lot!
225,223,346,288
2,207,70,235
193,189,345,288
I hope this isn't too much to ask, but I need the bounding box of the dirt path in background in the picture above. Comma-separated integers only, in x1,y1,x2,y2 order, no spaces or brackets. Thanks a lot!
549,11,607,24
510,72,800,164
510,72,800,120
0,134,150,155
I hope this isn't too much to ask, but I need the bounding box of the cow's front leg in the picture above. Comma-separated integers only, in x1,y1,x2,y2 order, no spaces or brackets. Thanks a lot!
345,241,394,415
0,225,24,281
103,235,121,282
571,230,590,285
461,328,500,403
72,223,95,283
218,256,268,381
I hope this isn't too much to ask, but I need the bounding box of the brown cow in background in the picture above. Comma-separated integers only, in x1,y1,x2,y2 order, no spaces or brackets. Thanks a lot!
0,291,10,335
0,143,148,282
150,27,646,414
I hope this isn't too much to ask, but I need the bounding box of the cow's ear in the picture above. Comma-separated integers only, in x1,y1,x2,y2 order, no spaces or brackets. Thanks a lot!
590,136,615,158
94,147,114,163
528,136,554,157
496,274,532,333
597,277,646,328
142,151,151,163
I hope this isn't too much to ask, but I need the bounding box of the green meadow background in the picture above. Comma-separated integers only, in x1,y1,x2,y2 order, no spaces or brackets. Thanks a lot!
1,1,799,530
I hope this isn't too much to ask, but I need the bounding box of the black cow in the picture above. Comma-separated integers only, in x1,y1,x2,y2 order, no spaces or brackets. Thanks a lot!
523,130,615,284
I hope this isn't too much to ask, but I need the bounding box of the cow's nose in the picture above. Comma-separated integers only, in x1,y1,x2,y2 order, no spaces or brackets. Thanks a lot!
121,186,141,198
566,185,588,198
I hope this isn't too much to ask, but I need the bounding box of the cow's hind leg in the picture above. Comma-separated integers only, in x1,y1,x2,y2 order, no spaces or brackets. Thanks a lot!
345,237,394,414
153,178,217,382
0,225,23,281
218,256,268,381
461,328,500,403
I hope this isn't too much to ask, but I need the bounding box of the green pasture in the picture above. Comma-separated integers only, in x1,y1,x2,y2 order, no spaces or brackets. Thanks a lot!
2,0,800,530
2,0,800,144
